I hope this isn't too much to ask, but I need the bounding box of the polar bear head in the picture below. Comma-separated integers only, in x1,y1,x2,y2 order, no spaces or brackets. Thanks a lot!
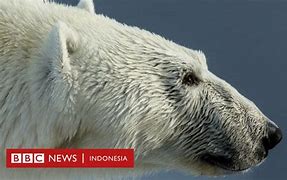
30,0,282,176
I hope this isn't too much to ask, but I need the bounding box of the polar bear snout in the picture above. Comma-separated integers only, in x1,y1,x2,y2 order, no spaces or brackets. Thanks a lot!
262,121,282,151
166,75,284,175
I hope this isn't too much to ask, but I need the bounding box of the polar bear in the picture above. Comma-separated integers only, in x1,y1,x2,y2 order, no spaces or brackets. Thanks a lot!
0,0,282,179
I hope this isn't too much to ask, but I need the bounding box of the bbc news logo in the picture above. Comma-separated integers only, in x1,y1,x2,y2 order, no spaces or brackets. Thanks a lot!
11,153,45,163
6,149,134,168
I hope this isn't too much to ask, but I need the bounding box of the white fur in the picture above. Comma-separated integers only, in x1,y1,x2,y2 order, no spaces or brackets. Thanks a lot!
0,0,272,179
0,1,200,179
77,0,95,13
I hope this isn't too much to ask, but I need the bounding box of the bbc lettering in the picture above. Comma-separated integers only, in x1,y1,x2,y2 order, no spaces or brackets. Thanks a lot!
11,153,45,163
6,149,134,168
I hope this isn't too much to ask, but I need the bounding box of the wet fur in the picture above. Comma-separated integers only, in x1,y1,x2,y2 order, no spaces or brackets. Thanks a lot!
0,0,271,179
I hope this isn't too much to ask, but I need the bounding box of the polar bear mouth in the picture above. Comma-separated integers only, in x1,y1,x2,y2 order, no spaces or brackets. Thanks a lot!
200,153,248,172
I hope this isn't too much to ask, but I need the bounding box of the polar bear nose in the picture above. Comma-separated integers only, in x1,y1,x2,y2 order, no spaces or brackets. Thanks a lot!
263,121,282,150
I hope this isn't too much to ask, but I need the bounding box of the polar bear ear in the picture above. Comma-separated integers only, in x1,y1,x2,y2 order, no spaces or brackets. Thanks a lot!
33,21,79,115
77,0,95,14
38,21,79,112
43,22,78,80
30,22,80,147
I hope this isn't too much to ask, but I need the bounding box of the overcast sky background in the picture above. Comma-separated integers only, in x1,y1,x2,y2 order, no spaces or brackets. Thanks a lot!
56,0,287,179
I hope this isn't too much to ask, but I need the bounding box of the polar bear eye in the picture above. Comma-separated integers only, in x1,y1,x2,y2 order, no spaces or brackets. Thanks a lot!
182,72,199,86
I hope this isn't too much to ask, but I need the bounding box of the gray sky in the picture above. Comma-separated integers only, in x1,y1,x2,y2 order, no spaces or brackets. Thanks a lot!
57,0,286,179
